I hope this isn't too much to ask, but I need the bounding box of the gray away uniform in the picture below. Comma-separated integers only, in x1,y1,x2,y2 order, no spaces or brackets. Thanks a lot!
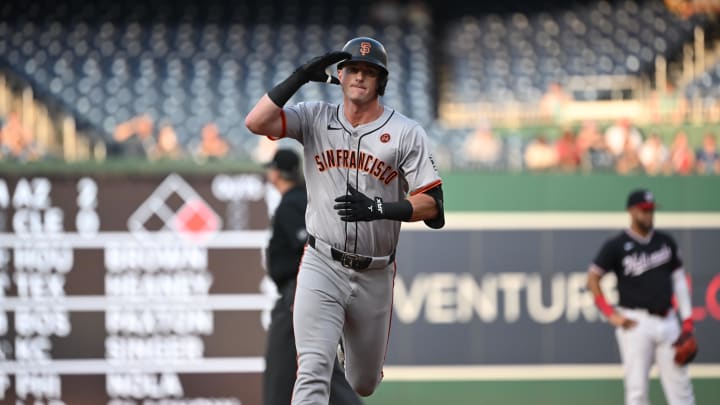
278,101,442,404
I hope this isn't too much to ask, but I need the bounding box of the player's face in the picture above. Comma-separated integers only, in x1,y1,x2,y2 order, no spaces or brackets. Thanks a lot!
339,62,381,103
629,206,654,234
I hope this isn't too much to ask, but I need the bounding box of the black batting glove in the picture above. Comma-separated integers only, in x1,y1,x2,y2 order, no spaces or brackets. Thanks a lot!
298,51,351,84
334,183,383,222
334,183,413,222
268,51,351,107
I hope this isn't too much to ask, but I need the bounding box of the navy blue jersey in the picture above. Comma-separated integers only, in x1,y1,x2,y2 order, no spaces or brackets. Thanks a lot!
267,185,308,290
591,230,682,313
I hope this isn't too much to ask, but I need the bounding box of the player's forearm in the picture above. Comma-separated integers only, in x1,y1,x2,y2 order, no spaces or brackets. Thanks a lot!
245,95,284,137
407,193,438,222
672,268,694,332
587,271,614,317
586,271,604,297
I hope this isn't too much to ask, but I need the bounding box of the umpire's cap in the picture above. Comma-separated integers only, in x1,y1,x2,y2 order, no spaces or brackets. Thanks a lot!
265,148,301,180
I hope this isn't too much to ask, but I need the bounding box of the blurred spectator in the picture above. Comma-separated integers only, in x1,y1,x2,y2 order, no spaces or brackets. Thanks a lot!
576,120,600,158
463,123,502,169
577,120,614,172
639,133,670,175
113,114,156,159
666,0,720,17
148,123,184,161
665,0,694,17
524,134,558,171
696,132,720,174
193,123,230,163
668,131,695,175
539,82,571,122
604,118,643,158
1,111,43,162
555,128,580,172
615,136,642,175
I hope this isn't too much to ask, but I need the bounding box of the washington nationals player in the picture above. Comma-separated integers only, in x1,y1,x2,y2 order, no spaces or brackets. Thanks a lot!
587,189,696,405
245,37,444,404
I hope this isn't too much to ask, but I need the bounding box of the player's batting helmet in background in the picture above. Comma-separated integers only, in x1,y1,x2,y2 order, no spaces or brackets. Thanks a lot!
337,37,389,96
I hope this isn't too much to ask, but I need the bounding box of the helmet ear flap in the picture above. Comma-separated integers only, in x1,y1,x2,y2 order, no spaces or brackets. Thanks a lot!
378,73,388,96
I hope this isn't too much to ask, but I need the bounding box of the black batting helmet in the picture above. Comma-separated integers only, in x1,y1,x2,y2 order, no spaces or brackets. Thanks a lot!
337,37,389,96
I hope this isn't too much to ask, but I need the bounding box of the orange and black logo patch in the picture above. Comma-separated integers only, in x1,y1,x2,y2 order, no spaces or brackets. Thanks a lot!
380,133,391,143
360,41,372,55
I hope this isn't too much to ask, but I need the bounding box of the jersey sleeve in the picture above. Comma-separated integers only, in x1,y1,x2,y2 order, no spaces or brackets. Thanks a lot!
591,239,617,275
667,234,684,271
283,101,326,145
398,124,442,194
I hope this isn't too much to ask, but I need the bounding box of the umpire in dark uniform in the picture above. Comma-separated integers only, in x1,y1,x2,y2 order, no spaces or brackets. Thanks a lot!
263,148,361,405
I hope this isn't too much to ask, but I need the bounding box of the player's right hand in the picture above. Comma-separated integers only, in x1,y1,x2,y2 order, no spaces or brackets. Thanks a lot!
608,313,637,329
297,52,351,85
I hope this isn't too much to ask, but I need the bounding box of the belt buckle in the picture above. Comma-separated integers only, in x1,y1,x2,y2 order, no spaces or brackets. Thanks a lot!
341,253,362,270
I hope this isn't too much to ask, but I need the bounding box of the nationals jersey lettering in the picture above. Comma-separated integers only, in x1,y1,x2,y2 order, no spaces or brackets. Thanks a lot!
313,149,399,184
592,230,682,312
282,101,441,257
622,244,672,277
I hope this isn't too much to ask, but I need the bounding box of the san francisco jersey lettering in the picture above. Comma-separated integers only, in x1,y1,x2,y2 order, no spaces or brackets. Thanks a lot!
313,149,399,184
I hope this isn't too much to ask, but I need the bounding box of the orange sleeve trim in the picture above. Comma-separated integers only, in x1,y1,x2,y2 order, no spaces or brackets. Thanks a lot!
410,179,442,196
266,109,287,141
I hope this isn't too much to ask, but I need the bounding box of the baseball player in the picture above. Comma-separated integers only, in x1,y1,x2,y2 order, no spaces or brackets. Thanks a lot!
587,189,697,405
262,148,362,405
246,37,445,404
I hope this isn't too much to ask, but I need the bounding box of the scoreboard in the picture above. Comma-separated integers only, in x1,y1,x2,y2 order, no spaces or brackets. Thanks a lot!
0,172,275,404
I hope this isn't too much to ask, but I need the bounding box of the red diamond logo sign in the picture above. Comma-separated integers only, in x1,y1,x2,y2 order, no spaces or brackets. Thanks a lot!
174,199,220,239
128,174,222,243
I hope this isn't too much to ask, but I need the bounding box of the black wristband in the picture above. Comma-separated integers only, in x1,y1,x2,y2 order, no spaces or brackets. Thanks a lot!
267,71,307,107
377,198,413,221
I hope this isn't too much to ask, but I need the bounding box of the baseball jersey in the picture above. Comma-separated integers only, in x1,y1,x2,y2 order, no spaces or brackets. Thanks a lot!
591,229,682,313
266,184,308,290
282,101,441,257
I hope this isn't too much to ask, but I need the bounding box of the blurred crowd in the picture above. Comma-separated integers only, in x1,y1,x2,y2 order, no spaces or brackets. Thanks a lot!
461,118,720,175
2,109,719,176
108,114,278,164
111,114,227,162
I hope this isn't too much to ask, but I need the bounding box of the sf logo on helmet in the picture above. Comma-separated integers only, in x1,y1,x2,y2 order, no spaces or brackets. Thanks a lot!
359,41,372,55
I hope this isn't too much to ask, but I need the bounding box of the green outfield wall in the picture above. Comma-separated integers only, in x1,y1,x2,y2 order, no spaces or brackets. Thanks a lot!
443,172,720,212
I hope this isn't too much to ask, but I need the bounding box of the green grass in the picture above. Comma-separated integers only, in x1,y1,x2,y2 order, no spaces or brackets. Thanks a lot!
364,378,720,405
